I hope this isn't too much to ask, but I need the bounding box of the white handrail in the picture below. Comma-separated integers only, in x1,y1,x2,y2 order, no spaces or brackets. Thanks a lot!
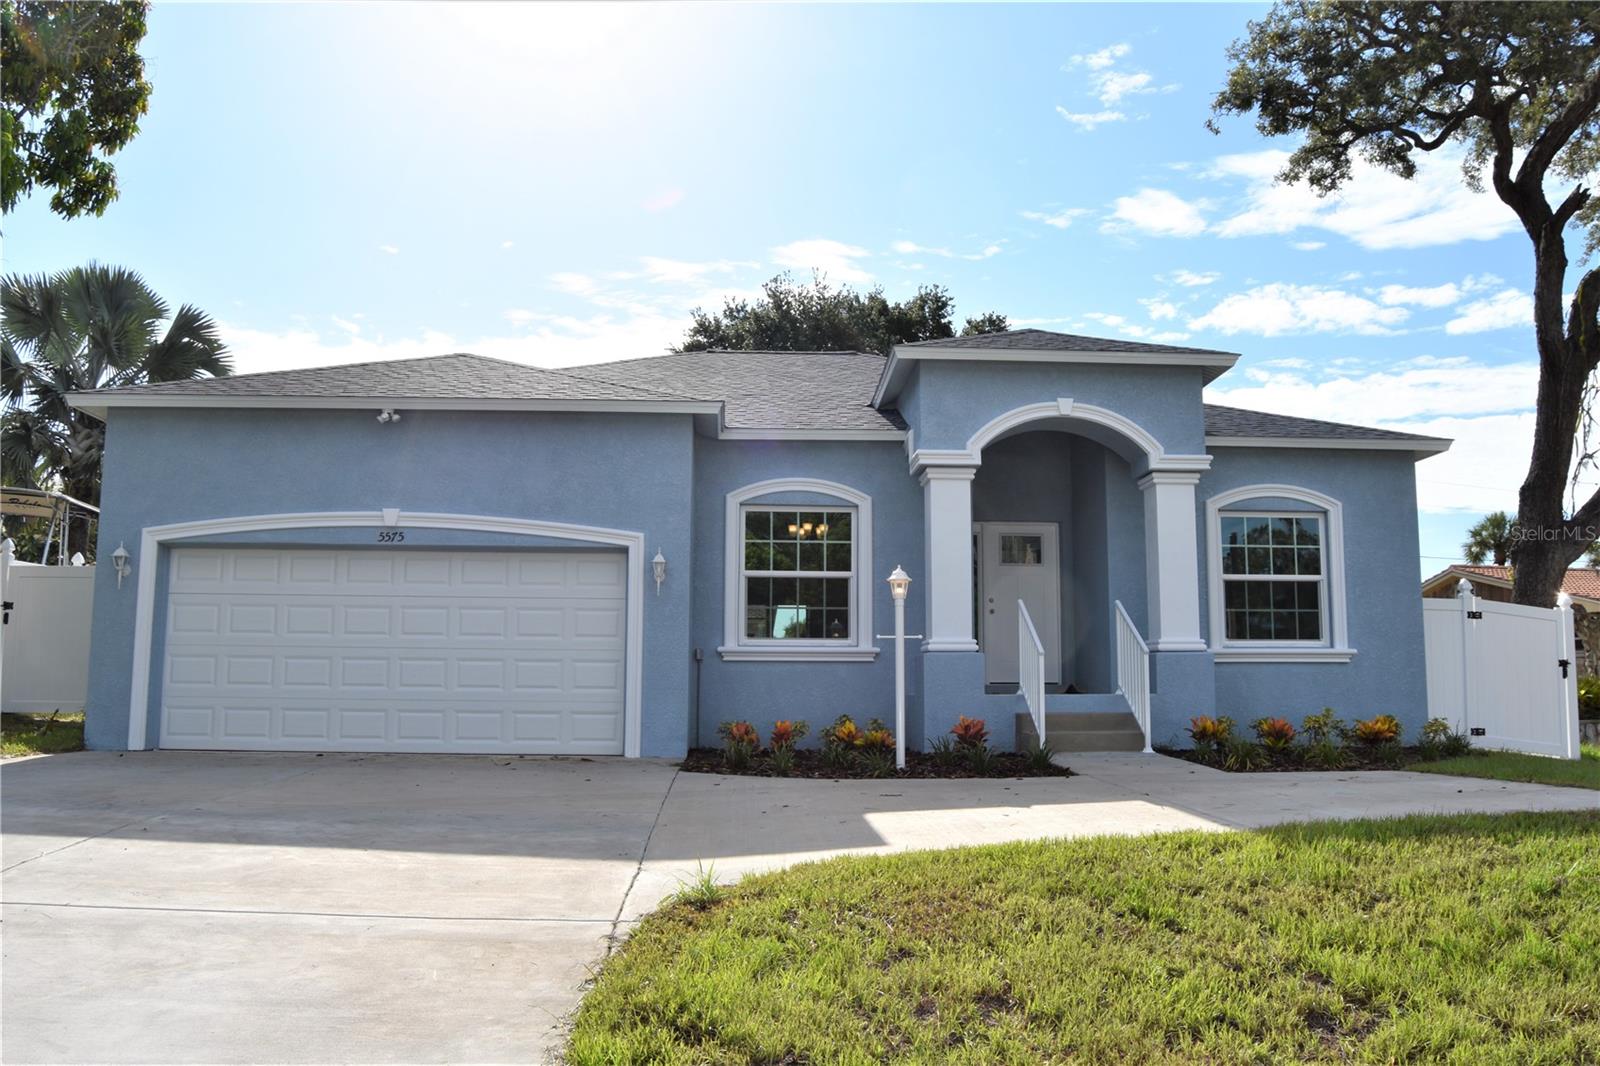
1018,598,1047,745
1113,600,1153,753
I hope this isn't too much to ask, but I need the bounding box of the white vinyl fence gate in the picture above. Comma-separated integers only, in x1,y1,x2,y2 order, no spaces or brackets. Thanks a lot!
1423,579,1581,760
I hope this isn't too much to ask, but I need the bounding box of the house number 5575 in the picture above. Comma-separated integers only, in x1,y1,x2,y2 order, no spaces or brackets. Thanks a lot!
377,530,406,543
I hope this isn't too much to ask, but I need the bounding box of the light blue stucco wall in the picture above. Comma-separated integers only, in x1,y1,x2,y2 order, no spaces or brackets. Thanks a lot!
85,407,698,756
905,361,1209,458
689,437,925,748
1193,447,1431,747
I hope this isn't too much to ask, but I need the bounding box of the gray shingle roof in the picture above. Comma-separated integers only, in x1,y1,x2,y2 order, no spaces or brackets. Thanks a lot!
903,328,1235,357
81,353,700,402
561,349,905,431
72,346,1443,445
1203,403,1447,444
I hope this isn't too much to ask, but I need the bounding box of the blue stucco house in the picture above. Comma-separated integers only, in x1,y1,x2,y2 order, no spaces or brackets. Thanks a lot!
68,329,1448,757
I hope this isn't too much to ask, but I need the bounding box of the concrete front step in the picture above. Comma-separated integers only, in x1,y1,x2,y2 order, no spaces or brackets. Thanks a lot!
1016,710,1148,753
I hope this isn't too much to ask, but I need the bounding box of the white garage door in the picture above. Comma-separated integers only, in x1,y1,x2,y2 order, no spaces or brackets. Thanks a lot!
158,547,627,754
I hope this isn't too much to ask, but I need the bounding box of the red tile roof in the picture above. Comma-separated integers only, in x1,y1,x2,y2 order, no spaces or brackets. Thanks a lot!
1424,564,1600,601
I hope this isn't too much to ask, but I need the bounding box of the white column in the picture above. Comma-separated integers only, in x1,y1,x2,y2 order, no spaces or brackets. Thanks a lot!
920,466,979,652
1138,470,1207,652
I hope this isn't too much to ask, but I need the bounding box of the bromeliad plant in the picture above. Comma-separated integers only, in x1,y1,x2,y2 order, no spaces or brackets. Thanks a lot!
717,720,760,770
821,715,861,769
768,719,810,775
1188,715,1234,757
951,716,989,748
1350,714,1402,747
1251,717,1296,752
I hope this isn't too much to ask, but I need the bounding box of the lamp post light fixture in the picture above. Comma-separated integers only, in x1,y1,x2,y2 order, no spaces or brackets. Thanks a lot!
878,565,920,770
652,550,667,595
111,542,133,589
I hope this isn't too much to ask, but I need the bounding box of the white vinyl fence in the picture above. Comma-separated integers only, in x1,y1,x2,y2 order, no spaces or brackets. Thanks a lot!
1423,579,1581,760
0,553,96,714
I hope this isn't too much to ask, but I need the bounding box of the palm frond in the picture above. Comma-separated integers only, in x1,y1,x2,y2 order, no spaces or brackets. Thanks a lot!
57,263,165,383
141,303,232,382
1,272,73,362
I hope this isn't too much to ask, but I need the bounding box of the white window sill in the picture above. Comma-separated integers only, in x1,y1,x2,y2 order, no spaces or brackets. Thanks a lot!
1213,646,1357,664
717,645,879,662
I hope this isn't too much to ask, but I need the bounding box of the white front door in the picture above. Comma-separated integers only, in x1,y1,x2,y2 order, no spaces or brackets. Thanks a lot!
158,547,627,754
979,523,1061,686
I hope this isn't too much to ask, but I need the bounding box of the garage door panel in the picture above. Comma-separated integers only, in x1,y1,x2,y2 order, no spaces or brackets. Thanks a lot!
160,548,626,754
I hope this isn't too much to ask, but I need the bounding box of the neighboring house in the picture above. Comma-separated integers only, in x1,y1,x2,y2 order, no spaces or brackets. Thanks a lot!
67,329,1448,757
1422,564,1600,676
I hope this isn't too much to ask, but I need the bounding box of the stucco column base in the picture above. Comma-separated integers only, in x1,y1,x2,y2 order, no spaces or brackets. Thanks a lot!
1148,649,1216,749
918,650,995,749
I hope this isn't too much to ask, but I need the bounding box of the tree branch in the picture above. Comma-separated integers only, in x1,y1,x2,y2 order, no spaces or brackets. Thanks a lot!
1517,70,1600,189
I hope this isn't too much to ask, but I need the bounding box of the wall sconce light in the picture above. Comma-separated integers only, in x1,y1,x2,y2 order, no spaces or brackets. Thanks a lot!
112,542,133,589
376,409,402,424
652,549,667,595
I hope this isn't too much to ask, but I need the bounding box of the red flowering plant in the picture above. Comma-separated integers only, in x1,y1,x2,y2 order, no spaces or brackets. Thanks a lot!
768,719,809,775
951,716,989,749
1251,716,1297,752
1187,715,1234,756
717,720,760,770
1350,714,1402,747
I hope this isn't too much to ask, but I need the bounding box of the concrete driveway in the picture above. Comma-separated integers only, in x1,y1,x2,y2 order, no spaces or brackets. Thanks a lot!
3,750,1593,1064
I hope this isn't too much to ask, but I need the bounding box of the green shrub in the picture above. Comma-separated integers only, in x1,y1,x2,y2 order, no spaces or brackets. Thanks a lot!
1222,736,1267,771
1301,707,1344,745
965,743,1000,775
858,746,897,778
1579,676,1600,720
1025,741,1057,773
1418,717,1471,760
770,746,795,775
927,735,962,768
1303,737,1345,769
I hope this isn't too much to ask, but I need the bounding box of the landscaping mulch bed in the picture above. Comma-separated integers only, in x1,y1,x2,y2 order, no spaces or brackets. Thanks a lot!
1157,745,1433,773
680,747,1072,779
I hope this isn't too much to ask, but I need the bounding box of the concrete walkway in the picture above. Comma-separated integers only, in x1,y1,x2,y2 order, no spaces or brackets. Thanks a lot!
2,750,1592,1064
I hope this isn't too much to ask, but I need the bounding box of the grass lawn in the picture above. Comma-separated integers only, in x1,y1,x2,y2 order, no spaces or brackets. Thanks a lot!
569,812,1600,1065
0,712,85,757
1411,743,1599,791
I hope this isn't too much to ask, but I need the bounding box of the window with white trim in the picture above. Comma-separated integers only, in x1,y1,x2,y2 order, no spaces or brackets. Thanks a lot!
741,508,855,641
1218,512,1325,642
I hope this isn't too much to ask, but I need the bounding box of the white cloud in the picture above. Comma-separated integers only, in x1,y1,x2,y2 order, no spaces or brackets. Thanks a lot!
890,239,1002,261
1056,107,1125,130
378,245,399,255
1165,269,1220,287
770,238,872,283
1206,148,1520,250
1094,70,1153,106
1206,359,1541,514
1084,311,1191,343
1140,297,1180,320
1292,241,1325,251
1065,42,1173,108
1068,43,1129,71
1020,207,1090,229
1188,283,1410,336
637,257,757,284
501,240,515,250
1378,283,1462,309
1104,188,1208,238
1444,289,1532,334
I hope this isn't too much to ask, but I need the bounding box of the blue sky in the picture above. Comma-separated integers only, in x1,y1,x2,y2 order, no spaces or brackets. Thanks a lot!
5,2,1584,574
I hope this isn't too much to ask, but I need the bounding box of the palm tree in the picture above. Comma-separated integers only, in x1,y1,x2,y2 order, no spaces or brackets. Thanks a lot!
3,264,231,557
1462,511,1516,567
